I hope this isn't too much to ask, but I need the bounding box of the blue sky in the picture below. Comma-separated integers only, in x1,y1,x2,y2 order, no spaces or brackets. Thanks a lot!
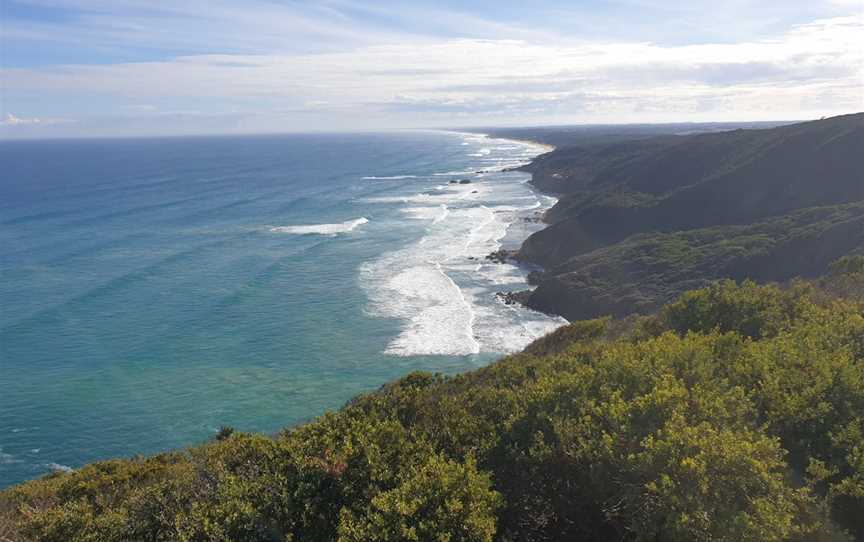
1,0,862,137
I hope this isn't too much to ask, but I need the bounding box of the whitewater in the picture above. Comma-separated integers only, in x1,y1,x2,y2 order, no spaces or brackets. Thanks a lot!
360,133,565,356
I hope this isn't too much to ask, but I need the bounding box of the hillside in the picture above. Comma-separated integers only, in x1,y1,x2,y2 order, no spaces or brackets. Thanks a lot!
513,113,864,317
527,202,864,320
487,120,786,150
3,268,864,541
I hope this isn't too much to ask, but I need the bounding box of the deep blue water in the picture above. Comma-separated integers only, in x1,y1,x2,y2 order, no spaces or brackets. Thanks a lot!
0,131,563,488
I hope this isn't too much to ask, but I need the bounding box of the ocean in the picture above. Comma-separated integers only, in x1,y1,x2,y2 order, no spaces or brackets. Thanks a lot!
0,130,565,488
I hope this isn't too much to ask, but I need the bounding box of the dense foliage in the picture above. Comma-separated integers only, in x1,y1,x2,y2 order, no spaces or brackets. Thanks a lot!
2,263,864,541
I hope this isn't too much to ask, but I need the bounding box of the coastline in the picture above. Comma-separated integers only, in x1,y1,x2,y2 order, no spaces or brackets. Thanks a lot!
358,130,566,357
466,132,565,318
497,137,556,155
471,132,564,312
482,114,864,322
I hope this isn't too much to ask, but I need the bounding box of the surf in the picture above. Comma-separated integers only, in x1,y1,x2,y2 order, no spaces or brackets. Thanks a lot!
359,134,565,358
269,217,369,235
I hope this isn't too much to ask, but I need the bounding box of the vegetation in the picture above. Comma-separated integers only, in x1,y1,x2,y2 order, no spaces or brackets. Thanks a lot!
525,202,864,320
514,113,864,319
3,262,864,541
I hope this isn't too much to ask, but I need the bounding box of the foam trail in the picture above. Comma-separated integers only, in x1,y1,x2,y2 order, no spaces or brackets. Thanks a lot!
270,217,368,235
0,448,20,465
363,175,418,180
363,183,482,205
433,170,477,176
402,205,450,223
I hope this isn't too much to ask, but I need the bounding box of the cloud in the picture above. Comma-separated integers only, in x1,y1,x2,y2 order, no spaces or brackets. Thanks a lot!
123,104,158,113
1,0,427,60
0,113,74,126
2,14,862,134
2,114,39,126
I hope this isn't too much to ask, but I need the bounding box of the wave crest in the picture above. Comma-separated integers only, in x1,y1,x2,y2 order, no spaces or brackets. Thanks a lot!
270,217,369,235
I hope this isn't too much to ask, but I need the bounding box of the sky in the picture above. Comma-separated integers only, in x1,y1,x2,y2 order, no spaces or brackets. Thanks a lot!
1,0,863,138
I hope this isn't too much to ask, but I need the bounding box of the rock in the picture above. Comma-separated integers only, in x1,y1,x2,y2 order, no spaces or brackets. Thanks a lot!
495,290,532,306
486,249,517,264
459,179,472,184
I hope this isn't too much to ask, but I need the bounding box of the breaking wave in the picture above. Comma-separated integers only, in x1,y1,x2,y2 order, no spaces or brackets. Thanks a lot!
270,217,369,235
360,134,566,357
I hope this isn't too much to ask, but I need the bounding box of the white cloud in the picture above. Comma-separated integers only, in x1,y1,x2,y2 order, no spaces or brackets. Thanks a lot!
122,104,159,113
0,113,76,127
2,114,37,126
2,15,862,133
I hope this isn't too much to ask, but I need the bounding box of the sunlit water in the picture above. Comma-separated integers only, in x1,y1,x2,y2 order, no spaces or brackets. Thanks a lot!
0,131,564,487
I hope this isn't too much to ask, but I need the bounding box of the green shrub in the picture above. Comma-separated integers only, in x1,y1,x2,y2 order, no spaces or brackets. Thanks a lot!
337,454,501,542
657,279,810,339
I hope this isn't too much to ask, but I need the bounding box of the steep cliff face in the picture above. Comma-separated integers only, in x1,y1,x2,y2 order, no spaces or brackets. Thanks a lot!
516,114,864,320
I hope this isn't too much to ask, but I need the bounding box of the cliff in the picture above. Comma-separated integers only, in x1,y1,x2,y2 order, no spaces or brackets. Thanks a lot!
504,113,864,319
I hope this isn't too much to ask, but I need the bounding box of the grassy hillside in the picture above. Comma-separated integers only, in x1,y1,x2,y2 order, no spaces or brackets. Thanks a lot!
515,113,864,317
3,264,864,541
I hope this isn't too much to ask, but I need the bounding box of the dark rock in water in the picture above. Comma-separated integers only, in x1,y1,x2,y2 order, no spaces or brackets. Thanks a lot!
472,190,479,194
449,180,459,184
459,179,472,184
496,290,532,306
486,249,517,264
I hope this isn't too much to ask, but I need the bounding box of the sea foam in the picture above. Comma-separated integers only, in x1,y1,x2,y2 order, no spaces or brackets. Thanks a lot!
360,137,566,358
402,205,450,223
360,208,494,356
270,217,369,235
362,175,418,180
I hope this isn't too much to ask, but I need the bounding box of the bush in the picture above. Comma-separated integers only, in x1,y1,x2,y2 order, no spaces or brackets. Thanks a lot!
337,454,501,542
657,279,810,339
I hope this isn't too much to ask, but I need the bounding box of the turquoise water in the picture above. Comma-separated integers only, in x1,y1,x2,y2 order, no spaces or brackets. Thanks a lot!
0,131,563,488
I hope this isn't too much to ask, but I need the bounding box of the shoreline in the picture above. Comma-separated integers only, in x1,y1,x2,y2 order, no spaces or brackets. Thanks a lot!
359,130,566,357
481,114,864,322
494,136,556,155
465,132,565,319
